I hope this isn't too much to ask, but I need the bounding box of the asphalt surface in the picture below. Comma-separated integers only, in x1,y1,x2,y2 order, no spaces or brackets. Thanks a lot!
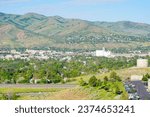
0,84,77,88
131,81,150,100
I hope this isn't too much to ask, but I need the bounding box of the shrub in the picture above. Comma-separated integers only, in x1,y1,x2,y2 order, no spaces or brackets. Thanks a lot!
96,79,102,87
142,73,150,81
18,79,29,83
104,85,109,91
4,80,12,84
61,80,65,84
52,78,61,84
66,78,76,83
115,88,123,95
88,76,97,87
1,93,19,100
110,71,117,79
142,75,148,81
79,78,87,86
109,71,121,81
38,79,47,84
104,76,108,82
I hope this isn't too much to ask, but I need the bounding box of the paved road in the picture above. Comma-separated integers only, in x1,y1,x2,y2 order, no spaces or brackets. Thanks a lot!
0,84,77,88
131,81,150,100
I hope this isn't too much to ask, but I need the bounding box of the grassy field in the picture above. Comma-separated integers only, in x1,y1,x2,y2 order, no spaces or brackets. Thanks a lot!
0,87,65,100
0,85,127,100
17,85,128,100
70,67,150,83
18,88,89,100
1,67,148,100
0,87,64,94
116,67,150,79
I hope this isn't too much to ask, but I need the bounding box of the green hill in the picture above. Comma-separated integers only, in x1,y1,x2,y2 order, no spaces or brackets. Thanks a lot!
1,12,150,51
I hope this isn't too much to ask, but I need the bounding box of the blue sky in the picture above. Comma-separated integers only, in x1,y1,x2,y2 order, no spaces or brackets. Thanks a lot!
0,0,150,23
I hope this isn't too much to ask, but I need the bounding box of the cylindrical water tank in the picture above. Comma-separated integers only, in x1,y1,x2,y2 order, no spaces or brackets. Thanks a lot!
137,59,148,68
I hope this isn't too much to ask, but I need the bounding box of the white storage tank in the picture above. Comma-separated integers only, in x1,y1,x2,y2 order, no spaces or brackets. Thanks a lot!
137,59,148,68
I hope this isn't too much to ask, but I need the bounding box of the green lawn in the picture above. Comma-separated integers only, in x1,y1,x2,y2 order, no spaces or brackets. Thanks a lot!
0,87,64,94
69,67,150,84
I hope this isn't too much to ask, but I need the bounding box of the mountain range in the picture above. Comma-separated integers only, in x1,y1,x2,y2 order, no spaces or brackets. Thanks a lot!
0,12,150,52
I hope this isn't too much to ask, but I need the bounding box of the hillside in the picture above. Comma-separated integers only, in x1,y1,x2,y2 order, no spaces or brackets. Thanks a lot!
0,12,150,52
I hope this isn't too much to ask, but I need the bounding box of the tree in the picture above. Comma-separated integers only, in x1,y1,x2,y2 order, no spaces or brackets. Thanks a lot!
79,78,87,86
88,76,97,87
145,73,150,79
110,71,117,79
109,71,121,81
142,75,148,81
104,76,108,82
115,86,123,95
96,79,102,87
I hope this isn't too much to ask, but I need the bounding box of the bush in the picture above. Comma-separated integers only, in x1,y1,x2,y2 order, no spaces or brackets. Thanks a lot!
142,73,150,81
61,80,65,84
52,78,61,84
66,78,76,83
88,76,97,87
4,80,12,84
37,79,47,84
1,93,19,100
17,79,29,83
104,85,109,91
96,79,102,87
79,78,87,86
115,76,122,81
104,76,108,81
110,71,117,79
115,87,123,95
116,90,123,95
109,71,121,81
142,75,148,81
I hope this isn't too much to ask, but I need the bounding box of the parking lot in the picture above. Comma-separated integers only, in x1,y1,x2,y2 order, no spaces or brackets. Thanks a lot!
125,81,150,100
131,81,150,100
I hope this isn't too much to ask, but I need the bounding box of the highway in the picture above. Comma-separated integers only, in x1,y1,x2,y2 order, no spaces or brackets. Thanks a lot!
0,84,77,88
131,81,150,100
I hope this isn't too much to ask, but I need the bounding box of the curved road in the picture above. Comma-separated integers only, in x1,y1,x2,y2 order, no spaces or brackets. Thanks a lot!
0,84,77,88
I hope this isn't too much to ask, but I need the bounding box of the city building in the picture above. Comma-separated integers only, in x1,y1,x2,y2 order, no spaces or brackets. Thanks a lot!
95,47,112,57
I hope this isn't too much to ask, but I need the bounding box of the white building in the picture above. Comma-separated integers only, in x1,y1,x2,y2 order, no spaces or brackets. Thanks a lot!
14,55,22,59
5,55,14,60
130,75,143,81
11,50,20,54
148,79,150,91
95,47,112,57
137,59,148,68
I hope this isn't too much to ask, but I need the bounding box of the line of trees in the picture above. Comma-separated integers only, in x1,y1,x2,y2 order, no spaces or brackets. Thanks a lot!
0,56,136,84
79,71,123,95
